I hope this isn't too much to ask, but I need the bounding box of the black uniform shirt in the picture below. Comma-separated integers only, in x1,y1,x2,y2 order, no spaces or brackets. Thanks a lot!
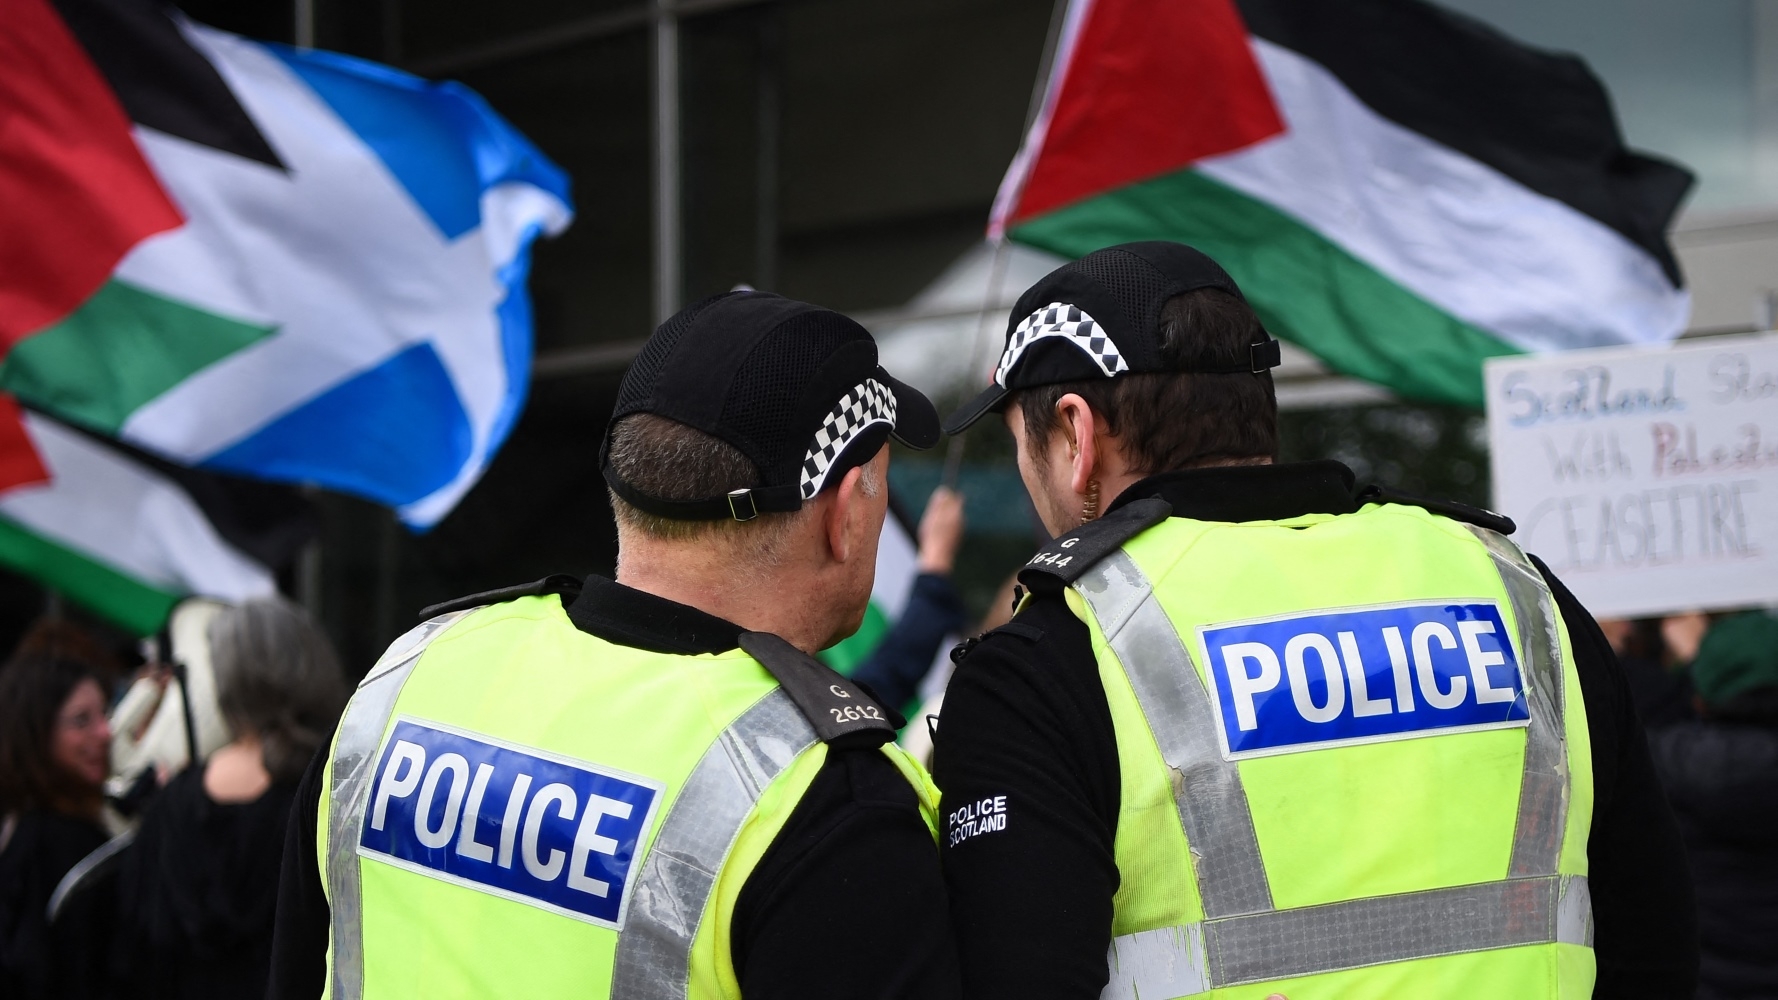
268,575,962,1000
933,461,1698,1000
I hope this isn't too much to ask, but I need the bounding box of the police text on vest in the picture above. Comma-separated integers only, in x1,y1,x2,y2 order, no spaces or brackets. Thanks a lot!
359,718,663,928
1197,601,1530,760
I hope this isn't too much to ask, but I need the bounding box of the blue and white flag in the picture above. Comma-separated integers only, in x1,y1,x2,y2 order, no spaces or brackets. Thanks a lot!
0,2,572,528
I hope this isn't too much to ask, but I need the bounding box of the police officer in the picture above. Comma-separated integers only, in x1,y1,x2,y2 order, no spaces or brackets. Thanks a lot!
268,291,961,999
934,243,1697,999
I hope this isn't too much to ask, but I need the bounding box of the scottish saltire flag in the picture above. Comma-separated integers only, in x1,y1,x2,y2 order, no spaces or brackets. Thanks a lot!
991,0,1693,407
1,0,572,528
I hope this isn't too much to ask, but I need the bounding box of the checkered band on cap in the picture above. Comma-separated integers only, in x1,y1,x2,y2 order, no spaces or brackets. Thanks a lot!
800,378,897,499
994,302,1129,387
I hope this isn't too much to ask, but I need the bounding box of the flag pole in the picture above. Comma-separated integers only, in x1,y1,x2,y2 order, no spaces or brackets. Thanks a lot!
652,0,683,325
942,0,1068,489
296,483,323,614
941,236,1010,489
293,0,315,49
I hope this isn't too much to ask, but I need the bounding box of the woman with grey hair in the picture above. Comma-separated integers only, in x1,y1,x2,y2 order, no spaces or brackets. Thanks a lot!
113,598,346,999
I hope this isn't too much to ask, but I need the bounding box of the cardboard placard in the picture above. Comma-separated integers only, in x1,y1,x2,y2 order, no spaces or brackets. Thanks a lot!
1485,332,1778,618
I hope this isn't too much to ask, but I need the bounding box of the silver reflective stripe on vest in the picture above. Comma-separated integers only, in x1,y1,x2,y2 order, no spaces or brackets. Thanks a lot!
1105,923,1210,999
1077,549,1273,917
327,609,476,1000
1559,871,1594,948
609,688,817,1000
1104,875,1593,997
1466,525,1571,879
1076,533,1583,1000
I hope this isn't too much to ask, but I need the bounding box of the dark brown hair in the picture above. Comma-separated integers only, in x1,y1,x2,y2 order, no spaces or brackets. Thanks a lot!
12,617,124,685
0,655,107,819
1014,289,1277,472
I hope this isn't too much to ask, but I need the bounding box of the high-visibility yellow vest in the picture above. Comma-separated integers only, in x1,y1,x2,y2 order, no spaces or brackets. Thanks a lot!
1031,497,1595,999
315,593,939,1000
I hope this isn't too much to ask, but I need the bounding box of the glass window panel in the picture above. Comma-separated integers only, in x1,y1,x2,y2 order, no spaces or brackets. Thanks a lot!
774,0,1052,312
458,32,655,352
398,0,645,68
682,7,771,301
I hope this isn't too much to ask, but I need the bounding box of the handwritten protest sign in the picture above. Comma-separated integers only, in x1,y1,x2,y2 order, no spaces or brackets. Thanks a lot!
1484,333,1778,619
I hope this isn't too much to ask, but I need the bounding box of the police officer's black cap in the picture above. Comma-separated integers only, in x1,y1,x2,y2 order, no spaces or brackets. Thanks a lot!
601,291,941,522
943,241,1282,434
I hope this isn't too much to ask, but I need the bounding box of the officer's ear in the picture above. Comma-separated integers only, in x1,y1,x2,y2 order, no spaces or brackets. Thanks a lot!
824,463,869,565
1053,393,1101,497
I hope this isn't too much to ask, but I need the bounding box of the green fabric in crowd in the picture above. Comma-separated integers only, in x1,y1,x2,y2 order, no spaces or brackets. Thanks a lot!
1690,611,1778,706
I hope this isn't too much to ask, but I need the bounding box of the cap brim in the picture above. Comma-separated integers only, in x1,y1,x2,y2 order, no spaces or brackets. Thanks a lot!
941,383,1009,436
880,369,942,450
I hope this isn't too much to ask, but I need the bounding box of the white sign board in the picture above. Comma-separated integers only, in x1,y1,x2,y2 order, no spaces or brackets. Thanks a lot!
1485,333,1778,619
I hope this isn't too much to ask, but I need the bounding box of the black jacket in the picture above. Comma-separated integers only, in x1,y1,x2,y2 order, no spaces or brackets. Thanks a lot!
112,766,298,999
0,810,113,1000
1650,720,1778,999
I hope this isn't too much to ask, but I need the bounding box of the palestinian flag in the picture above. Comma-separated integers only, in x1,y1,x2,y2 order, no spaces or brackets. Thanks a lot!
992,0,1693,407
0,398,312,635
0,0,571,529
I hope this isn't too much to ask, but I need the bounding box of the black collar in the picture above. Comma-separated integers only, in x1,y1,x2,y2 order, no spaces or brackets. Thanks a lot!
564,575,745,655
1105,460,1360,523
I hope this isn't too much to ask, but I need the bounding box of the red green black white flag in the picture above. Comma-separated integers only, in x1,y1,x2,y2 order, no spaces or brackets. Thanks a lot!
1,0,571,529
992,0,1694,407
0,398,311,634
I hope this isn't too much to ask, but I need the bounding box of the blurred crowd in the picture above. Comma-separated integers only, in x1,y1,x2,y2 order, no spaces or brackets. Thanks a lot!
0,599,344,999
1605,610,1778,999
0,488,1774,999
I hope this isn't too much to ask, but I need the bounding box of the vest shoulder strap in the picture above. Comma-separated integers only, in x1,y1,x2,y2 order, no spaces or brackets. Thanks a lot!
1356,484,1516,535
1017,497,1174,594
417,574,583,620
738,632,898,750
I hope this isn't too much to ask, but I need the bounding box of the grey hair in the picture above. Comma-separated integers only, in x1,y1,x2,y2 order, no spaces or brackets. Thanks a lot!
607,413,784,542
208,597,348,783
608,414,883,567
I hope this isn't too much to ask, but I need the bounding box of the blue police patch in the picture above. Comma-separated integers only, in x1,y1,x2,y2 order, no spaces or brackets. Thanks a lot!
1197,601,1529,760
359,718,663,928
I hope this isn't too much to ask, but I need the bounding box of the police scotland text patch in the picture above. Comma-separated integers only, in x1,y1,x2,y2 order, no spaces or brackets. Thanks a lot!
359,718,663,928
1197,600,1529,760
